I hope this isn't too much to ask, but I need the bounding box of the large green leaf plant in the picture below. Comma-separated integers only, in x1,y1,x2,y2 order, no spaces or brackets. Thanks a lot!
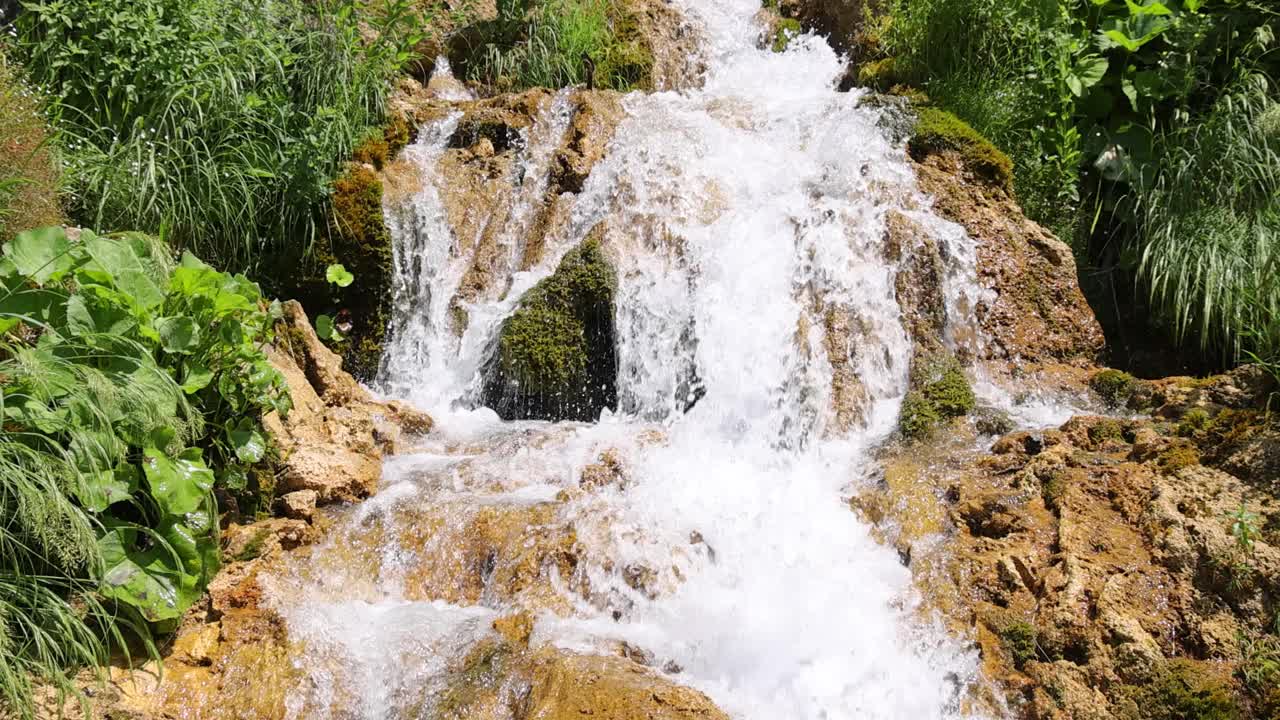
0,226,290,623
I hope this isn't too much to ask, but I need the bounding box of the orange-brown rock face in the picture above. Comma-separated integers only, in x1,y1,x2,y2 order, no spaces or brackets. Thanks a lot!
263,300,433,505
911,153,1106,366
865,366,1280,720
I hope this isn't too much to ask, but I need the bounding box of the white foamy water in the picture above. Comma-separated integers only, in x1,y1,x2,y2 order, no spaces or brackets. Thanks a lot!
262,1,1027,718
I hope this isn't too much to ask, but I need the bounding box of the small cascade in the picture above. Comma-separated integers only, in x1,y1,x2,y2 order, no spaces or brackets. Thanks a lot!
255,2,1057,719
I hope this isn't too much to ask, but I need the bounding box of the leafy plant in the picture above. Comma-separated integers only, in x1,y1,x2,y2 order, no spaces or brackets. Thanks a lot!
0,226,289,714
13,0,439,271
1228,503,1260,554
316,263,356,341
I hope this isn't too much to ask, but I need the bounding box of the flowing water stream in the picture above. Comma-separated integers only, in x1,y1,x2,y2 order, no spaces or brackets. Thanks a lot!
252,2,1080,717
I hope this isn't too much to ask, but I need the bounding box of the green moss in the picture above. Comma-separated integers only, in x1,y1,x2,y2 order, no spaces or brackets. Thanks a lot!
1040,468,1067,511
1157,444,1201,474
772,18,802,52
1124,659,1240,720
899,355,977,440
350,129,390,170
483,235,618,421
857,57,899,91
1090,369,1137,409
908,107,1013,191
1088,419,1126,445
999,621,1039,669
233,528,271,562
1178,408,1212,436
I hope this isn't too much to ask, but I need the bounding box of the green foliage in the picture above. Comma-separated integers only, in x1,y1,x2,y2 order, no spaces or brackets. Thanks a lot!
326,264,355,289
1157,443,1200,474
1090,368,1136,407
13,0,436,270
772,18,802,53
0,226,289,714
899,355,976,440
1227,504,1260,554
462,0,653,91
909,107,1014,191
880,0,1280,368
1240,633,1280,717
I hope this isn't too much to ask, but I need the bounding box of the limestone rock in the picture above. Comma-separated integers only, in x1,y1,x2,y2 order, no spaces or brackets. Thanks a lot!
277,489,318,522
263,301,433,505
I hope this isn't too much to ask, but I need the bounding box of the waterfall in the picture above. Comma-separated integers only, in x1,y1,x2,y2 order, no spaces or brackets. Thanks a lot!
263,1,1003,718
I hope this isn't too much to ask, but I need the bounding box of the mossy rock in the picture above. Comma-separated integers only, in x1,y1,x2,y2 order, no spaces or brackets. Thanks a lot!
856,57,899,91
1157,443,1201,474
899,354,977,440
1088,419,1125,445
482,233,618,422
1090,369,1136,409
1122,659,1240,720
907,107,1013,192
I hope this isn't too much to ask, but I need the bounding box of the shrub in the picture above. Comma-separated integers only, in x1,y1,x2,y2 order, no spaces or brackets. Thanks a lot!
879,0,1280,371
0,226,290,714
14,0,434,271
461,0,653,92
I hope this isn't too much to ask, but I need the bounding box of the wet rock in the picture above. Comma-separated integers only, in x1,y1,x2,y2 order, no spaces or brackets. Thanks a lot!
263,301,433,505
481,233,619,422
912,153,1105,365
870,379,1280,720
550,91,626,194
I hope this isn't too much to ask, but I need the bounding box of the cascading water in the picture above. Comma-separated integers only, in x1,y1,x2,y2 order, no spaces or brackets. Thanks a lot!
259,1,1030,718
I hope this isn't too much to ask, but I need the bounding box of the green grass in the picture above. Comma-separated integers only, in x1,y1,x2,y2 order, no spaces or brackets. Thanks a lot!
1136,78,1280,362
462,0,653,92
14,0,433,272
0,49,61,241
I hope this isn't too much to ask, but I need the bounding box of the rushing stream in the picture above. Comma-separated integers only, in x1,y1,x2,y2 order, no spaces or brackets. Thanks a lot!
254,1,1061,718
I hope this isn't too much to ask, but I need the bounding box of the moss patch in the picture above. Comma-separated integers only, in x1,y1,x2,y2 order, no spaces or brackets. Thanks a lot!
908,107,1013,191
899,354,977,440
1088,419,1126,446
1000,621,1039,668
1123,659,1240,720
856,57,899,91
1090,369,1136,409
482,233,618,421
1157,443,1201,475
1178,408,1212,436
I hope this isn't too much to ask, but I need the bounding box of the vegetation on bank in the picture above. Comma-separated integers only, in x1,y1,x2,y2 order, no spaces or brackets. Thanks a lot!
0,226,288,716
851,0,1279,379
458,0,654,92
10,0,437,274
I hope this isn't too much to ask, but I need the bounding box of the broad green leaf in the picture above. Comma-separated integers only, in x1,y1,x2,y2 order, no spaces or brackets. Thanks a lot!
227,418,267,463
316,313,336,340
4,226,74,283
114,269,165,310
1103,28,1141,51
142,447,215,516
181,362,214,393
1074,56,1109,94
98,526,188,622
1125,0,1171,16
156,316,199,353
326,263,354,288
77,465,139,513
65,290,137,336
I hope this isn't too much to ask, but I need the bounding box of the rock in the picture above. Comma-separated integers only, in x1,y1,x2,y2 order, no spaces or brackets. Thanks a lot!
263,301,433,506
869,382,1280,720
912,152,1106,364
277,489,318,522
481,232,619,422
551,91,626,194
